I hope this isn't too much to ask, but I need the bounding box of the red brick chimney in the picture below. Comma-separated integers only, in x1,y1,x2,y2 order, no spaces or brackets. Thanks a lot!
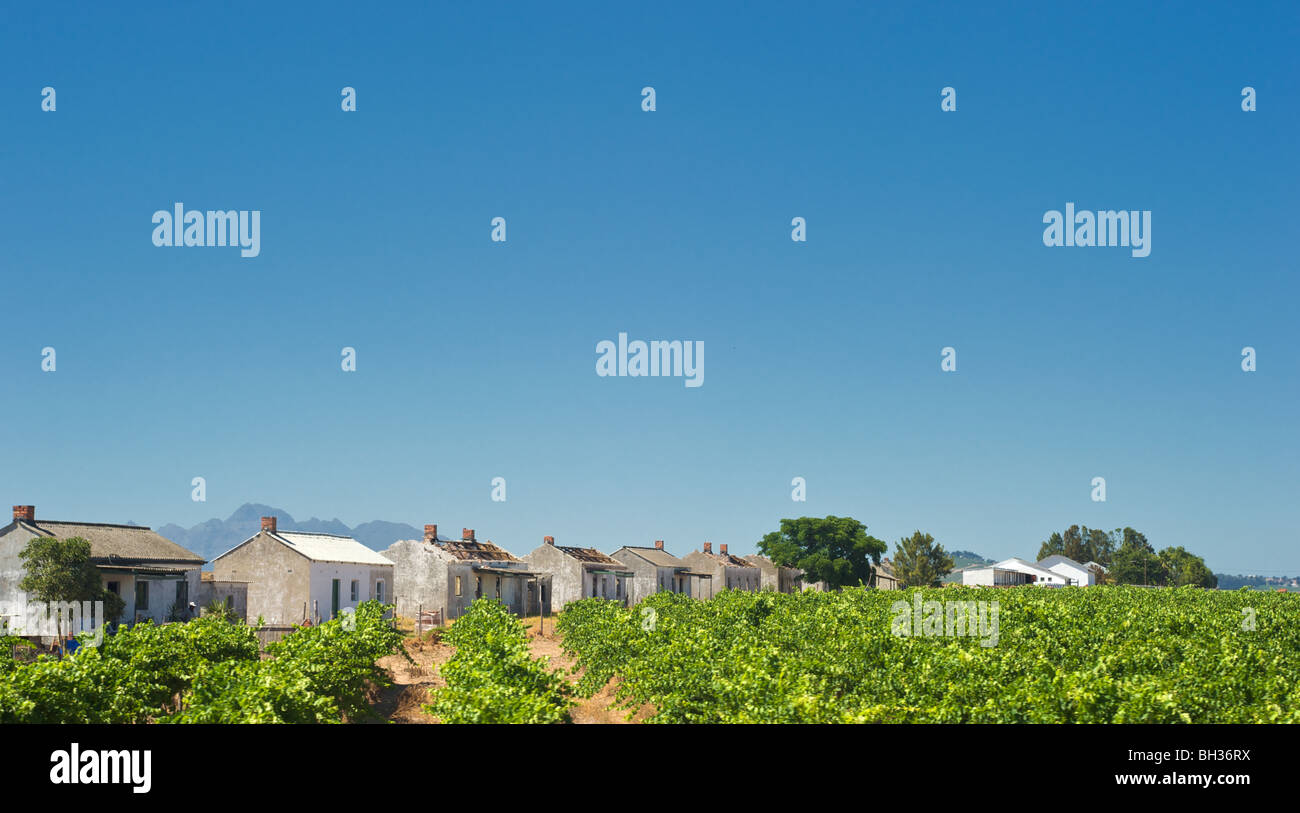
544,535,554,546
12,505,34,522
463,528,476,542
720,543,729,555
261,516,277,533
654,540,664,550
702,542,712,554
424,524,438,543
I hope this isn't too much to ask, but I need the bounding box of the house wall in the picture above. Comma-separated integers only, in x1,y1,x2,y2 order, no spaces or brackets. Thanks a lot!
963,567,996,587
385,539,450,620
308,562,394,622
1046,563,1094,586
524,544,584,608
113,569,200,624
212,532,311,625
611,552,661,605
197,580,248,620
0,524,38,631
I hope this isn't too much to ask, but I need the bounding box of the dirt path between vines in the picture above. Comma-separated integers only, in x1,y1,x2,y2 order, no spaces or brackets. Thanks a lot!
368,617,650,724
521,617,652,724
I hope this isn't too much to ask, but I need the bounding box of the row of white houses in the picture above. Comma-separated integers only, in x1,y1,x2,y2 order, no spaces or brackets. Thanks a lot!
3,506,907,632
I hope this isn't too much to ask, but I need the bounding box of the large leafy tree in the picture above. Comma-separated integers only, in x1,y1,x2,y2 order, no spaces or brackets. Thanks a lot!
1109,528,1163,586
757,516,886,590
892,531,955,588
1158,546,1218,588
1035,525,1117,567
19,536,125,629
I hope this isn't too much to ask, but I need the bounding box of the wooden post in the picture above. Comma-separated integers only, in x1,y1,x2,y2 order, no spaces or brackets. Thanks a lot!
417,603,422,638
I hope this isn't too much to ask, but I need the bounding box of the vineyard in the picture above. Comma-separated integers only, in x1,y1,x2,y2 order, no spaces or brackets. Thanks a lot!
0,600,405,723
424,599,571,723
555,586,1300,723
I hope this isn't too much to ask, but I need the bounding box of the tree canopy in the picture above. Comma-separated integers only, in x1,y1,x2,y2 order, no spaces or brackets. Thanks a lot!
19,536,125,624
757,516,886,590
892,531,954,588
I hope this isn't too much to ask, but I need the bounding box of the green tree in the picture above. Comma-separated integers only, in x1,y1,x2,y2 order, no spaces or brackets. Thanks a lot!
1109,529,1163,585
1036,531,1065,561
892,531,955,588
19,536,125,629
757,516,886,590
1158,546,1217,588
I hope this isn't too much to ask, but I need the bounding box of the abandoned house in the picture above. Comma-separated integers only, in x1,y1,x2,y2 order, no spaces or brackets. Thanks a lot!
609,541,713,605
210,516,394,625
0,504,205,632
743,554,807,593
683,543,762,599
385,526,549,621
523,535,635,608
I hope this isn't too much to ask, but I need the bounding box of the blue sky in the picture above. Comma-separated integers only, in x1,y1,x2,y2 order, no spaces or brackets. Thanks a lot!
1,2,1296,572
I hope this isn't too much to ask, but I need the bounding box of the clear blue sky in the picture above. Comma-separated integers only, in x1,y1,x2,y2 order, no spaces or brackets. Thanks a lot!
2,2,1296,573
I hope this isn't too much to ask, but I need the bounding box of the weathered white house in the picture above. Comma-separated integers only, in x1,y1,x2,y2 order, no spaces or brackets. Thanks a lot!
743,554,806,593
1038,555,1098,586
683,543,760,599
609,541,712,605
0,504,205,631
385,526,549,621
523,536,634,608
211,516,394,625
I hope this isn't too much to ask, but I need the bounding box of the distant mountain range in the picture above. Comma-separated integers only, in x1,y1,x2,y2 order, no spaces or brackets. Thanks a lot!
154,503,421,565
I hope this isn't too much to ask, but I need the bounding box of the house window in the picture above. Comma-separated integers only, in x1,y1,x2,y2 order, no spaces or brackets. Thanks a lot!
375,581,385,603
225,595,234,610
350,580,359,602
616,579,623,598
107,581,120,596
135,581,149,611
475,577,482,599
455,576,463,596
175,580,188,606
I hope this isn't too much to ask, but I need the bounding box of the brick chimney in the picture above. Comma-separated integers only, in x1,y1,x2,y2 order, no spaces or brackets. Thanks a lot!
261,516,277,533
424,524,438,543
654,540,664,550
720,543,729,555
544,535,554,546
12,505,34,522
702,542,712,554
463,528,476,542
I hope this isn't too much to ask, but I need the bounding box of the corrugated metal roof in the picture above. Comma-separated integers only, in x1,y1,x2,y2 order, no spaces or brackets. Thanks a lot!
273,531,394,566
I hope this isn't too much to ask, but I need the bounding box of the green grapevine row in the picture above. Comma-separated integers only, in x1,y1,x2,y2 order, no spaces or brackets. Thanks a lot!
425,598,571,724
556,586,1300,723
